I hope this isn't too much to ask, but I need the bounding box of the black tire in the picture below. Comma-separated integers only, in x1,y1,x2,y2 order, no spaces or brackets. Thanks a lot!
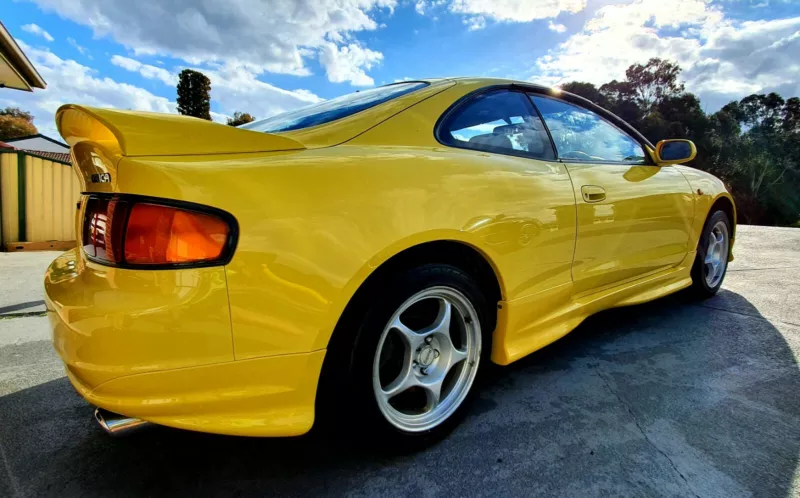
689,209,732,299
316,263,492,451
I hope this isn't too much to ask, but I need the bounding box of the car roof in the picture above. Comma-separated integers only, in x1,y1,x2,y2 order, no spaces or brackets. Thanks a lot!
415,77,556,92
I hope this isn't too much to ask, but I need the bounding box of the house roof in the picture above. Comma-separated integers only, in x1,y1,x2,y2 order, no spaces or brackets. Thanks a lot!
0,141,71,165
4,134,69,149
25,150,71,163
0,21,46,91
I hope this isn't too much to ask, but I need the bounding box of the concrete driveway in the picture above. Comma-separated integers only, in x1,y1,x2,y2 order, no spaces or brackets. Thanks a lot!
1,226,798,497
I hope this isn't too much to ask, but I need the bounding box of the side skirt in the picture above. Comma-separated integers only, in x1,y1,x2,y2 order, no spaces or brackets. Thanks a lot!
491,252,695,365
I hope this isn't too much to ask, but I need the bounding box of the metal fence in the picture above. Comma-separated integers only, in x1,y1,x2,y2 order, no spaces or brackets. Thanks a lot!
0,150,79,250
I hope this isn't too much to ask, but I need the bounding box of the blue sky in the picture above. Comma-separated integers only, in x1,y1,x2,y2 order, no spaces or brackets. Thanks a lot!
3,0,800,138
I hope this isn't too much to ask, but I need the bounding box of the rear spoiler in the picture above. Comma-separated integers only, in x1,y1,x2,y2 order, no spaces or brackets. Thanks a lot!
56,105,305,157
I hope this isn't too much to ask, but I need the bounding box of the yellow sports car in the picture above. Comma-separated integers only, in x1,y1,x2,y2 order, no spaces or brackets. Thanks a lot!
45,77,735,446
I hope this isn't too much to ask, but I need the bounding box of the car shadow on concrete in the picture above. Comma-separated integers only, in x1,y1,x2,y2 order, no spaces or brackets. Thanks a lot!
1,290,798,497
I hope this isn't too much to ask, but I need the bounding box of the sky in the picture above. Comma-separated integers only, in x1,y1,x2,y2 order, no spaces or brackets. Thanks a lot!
2,0,800,139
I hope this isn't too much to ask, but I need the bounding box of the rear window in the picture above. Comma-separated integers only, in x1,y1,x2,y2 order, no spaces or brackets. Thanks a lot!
241,82,429,133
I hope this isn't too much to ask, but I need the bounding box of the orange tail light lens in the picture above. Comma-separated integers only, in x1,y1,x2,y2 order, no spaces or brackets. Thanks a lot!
82,196,236,267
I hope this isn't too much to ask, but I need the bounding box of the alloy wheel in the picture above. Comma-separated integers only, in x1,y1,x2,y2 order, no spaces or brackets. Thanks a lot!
704,220,730,288
372,286,481,432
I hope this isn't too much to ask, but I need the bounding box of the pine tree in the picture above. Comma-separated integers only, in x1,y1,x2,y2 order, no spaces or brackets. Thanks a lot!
176,69,212,120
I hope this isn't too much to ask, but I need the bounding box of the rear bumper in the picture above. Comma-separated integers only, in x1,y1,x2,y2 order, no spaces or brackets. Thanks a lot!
46,248,325,437
65,349,325,437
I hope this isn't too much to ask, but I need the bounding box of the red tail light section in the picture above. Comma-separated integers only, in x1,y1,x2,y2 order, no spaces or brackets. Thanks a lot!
82,196,235,268
83,197,127,264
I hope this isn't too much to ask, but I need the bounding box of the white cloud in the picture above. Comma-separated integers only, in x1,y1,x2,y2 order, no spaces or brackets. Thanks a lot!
414,0,447,15
109,55,322,121
110,55,176,86
319,42,383,86
2,42,322,139
28,0,394,84
449,0,586,29
190,64,323,121
21,23,54,42
463,16,486,30
1,42,172,138
66,37,89,56
532,0,800,110
548,21,567,33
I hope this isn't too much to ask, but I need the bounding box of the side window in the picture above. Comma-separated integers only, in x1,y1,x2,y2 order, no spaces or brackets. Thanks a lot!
529,95,646,163
440,90,555,160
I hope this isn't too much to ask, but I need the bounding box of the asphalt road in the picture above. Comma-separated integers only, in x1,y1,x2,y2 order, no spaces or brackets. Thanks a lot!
1,225,799,497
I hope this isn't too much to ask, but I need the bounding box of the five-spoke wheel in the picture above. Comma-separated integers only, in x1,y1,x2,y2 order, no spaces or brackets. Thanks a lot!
691,209,732,298
703,220,729,288
372,287,481,432
317,263,490,448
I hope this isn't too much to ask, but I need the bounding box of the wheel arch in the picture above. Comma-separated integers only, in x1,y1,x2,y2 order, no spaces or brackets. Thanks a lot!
708,193,737,260
316,236,506,352
312,236,506,427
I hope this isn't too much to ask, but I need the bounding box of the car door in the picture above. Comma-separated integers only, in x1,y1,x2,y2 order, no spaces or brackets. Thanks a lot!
529,94,694,294
437,88,577,301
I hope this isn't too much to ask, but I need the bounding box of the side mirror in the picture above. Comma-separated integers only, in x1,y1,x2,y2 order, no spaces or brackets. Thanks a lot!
655,139,696,165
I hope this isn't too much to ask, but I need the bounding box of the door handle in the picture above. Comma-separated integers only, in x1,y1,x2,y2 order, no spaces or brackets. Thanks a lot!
581,185,606,203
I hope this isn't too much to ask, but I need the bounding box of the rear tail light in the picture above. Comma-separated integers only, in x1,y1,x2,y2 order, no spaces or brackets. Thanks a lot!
82,196,236,267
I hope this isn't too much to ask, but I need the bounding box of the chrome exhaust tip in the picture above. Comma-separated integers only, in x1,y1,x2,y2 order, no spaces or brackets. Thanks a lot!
94,408,149,436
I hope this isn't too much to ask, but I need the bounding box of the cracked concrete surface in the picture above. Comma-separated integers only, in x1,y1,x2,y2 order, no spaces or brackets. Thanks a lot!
594,365,701,498
0,225,798,497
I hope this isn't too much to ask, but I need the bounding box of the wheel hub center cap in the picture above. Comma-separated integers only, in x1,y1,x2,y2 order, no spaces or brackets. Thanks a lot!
417,345,439,367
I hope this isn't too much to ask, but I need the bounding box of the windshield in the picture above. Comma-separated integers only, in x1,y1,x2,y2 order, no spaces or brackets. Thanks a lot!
241,82,429,133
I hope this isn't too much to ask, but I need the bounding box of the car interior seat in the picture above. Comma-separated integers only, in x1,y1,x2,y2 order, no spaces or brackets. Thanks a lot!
469,133,513,150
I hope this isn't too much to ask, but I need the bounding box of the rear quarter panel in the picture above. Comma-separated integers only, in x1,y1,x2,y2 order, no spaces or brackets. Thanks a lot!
117,145,577,360
114,82,579,361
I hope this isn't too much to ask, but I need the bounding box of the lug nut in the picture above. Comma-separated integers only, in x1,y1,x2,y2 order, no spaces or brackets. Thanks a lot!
425,336,432,344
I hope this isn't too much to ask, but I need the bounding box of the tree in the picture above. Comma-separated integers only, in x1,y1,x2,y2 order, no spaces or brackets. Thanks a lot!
176,69,212,120
599,80,636,106
0,107,38,140
227,111,255,127
624,58,685,112
598,80,640,124
556,59,800,226
782,97,800,133
733,93,785,130
715,93,800,224
559,82,608,107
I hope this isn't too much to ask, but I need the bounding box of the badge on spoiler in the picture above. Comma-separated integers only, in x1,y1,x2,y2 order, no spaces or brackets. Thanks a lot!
91,172,111,183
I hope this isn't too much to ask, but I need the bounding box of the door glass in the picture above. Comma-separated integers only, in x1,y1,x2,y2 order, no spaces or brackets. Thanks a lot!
530,95,646,163
440,90,555,160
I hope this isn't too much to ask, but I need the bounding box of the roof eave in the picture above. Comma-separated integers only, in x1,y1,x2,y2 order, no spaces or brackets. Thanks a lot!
0,21,46,91
4,133,69,148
